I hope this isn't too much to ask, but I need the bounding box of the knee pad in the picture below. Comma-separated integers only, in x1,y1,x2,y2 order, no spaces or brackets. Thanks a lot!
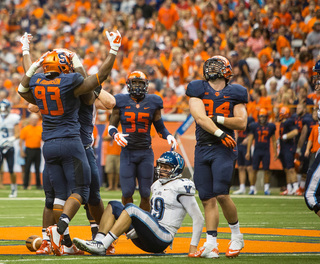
73,186,90,204
88,190,101,206
45,197,54,209
109,201,124,219
139,187,151,199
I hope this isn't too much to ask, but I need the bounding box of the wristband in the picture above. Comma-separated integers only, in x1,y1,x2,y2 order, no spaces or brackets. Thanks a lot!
108,125,118,138
94,85,102,98
72,54,83,68
23,50,30,55
109,49,118,55
214,129,224,137
18,83,30,93
216,116,225,124
282,134,288,140
26,64,38,77
296,148,301,155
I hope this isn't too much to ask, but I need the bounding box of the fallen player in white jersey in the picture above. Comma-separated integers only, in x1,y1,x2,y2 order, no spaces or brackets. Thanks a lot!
73,151,204,255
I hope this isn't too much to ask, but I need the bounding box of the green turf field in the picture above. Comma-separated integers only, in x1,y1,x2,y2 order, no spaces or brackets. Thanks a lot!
0,186,319,263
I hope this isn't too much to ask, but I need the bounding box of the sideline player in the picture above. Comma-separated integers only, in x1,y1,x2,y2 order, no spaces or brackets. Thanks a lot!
245,108,277,195
73,151,204,256
278,106,299,195
108,71,177,211
18,30,121,255
0,99,20,197
186,55,247,258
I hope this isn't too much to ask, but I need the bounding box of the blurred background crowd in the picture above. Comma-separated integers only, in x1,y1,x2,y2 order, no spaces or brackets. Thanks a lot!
1,0,320,119
1,0,320,190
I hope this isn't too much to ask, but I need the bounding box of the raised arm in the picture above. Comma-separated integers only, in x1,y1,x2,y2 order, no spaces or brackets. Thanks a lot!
73,30,121,97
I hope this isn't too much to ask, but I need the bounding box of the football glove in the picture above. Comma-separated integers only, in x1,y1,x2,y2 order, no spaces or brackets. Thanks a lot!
167,134,177,150
219,132,236,149
20,32,33,52
106,30,121,51
26,51,49,77
0,136,15,148
114,133,129,147
53,48,75,59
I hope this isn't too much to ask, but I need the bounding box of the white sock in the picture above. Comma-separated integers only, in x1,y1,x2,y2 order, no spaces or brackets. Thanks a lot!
101,232,118,249
250,185,255,191
11,184,14,191
95,233,106,242
293,182,299,191
287,183,293,192
264,183,270,192
239,184,245,191
297,174,301,184
42,228,50,240
229,222,241,236
206,233,217,246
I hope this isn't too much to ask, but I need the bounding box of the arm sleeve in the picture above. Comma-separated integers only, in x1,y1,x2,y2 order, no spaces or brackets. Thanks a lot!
153,118,170,139
179,195,204,247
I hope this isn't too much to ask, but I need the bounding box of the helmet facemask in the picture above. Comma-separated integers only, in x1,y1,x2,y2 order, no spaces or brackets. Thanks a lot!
127,79,148,99
203,57,233,83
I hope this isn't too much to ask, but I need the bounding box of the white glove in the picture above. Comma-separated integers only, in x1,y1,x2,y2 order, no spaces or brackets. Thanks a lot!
114,132,129,147
0,136,15,148
106,30,122,51
53,48,75,59
167,134,177,150
20,32,33,52
26,51,49,77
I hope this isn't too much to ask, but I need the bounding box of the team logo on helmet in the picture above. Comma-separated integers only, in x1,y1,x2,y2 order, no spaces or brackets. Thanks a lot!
203,55,233,83
126,71,149,99
155,151,185,184
42,51,73,75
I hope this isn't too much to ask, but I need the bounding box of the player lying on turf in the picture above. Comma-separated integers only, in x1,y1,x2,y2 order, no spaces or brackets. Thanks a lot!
73,151,204,256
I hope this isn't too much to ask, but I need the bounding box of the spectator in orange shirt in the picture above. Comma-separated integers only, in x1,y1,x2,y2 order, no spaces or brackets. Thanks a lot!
278,3,292,27
291,50,314,80
290,12,308,40
20,113,42,190
158,0,179,30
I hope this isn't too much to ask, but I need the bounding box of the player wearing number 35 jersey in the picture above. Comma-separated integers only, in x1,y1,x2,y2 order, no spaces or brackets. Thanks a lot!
108,71,177,212
73,151,203,256
187,55,247,258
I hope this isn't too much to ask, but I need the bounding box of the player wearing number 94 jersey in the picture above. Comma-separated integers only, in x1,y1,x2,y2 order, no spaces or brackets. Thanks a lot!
108,71,177,212
186,55,247,258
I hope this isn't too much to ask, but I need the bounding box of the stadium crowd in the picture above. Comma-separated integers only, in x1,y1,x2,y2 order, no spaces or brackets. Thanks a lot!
0,0,320,194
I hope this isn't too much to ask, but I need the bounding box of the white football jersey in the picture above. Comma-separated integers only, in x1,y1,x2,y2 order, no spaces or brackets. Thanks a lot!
0,113,20,144
150,178,196,237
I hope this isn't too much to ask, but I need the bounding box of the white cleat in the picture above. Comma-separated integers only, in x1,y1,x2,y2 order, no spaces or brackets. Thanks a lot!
226,234,244,258
188,242,219,258
9,190,17,198
73,238,106,256
46,225,63,256
233,189,245,195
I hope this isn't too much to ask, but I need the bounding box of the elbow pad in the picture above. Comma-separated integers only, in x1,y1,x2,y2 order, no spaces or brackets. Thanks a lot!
153,118,170,139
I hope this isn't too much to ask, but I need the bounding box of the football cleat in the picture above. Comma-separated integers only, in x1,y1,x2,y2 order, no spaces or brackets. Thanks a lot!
60,243,84,255
188,242,219,258
36,240,52,255
73,238,106,256
264,190,271,195
8,189,17,198
233,189,245,195
248,189,257,195
280,189,288,195
106,243,115,255
226,234,244,258
295,187,304,196
46,225,63,256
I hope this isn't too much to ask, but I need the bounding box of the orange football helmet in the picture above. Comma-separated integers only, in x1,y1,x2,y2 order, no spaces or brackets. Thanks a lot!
126,71,149,99
203,55,233,83
42,51,73,75
279,106,290,121
258,108,268,125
